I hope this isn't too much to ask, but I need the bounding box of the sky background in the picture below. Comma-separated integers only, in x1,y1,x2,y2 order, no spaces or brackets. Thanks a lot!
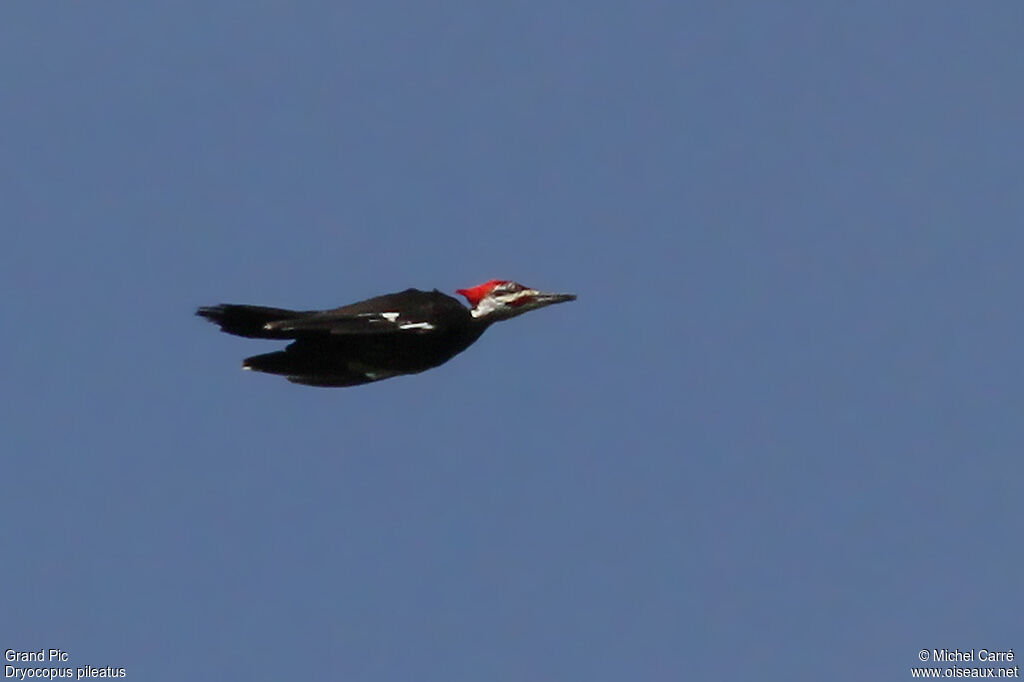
2,2,1022,680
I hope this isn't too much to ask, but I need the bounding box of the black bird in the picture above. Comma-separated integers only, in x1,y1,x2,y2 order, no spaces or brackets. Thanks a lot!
196,280,576,387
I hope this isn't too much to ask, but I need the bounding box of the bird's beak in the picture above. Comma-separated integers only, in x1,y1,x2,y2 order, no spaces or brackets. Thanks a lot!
530,291,577,307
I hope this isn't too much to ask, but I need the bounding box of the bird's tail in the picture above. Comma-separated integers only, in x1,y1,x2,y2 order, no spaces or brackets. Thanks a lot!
195,304,308,339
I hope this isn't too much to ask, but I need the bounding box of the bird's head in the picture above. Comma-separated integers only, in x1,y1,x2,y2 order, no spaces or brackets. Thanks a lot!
456,280,577,322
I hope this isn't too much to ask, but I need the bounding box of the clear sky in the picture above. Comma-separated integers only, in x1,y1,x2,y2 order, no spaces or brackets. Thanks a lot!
2,2,1021,680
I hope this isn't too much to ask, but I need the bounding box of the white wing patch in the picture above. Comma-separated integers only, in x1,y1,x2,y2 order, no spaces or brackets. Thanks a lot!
359,312,401,323
399,322,435,330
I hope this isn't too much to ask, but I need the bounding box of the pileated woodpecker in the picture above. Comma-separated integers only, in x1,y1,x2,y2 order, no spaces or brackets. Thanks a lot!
196,280,576,387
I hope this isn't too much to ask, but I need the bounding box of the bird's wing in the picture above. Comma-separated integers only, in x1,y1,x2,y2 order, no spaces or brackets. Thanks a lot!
263,311,440,336
260,289,469,337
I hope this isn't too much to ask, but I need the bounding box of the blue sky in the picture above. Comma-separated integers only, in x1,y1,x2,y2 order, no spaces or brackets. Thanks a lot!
2,2,1022,680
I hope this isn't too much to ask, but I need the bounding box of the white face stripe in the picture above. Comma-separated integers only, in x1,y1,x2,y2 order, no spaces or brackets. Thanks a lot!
470,296,500,318
470,289,541,319
500,290,539,305
380,312,400,322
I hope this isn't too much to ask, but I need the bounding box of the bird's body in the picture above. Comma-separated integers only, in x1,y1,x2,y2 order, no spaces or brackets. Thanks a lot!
196,281,575,387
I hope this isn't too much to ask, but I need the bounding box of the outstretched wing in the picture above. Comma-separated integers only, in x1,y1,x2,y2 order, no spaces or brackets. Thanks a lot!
262,289,465,337
263,311,438,335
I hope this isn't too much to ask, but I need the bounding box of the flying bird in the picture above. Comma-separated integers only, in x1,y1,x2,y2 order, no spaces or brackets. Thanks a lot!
196,280,576,387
